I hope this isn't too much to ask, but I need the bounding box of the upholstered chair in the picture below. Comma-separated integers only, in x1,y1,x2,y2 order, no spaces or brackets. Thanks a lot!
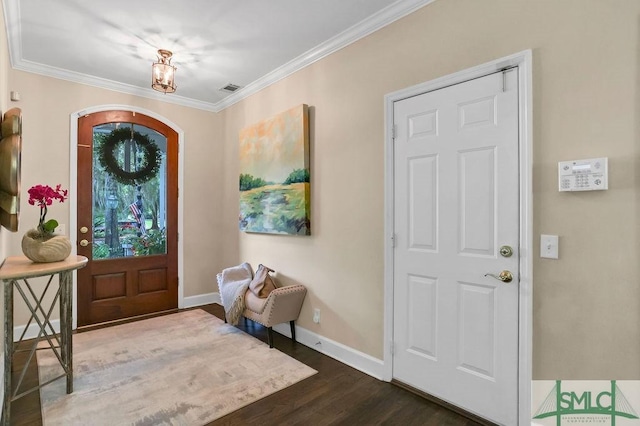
242,283,307,348
217,265,308,348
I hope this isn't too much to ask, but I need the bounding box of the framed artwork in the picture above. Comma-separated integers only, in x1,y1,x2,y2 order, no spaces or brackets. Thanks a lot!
239,104,310,235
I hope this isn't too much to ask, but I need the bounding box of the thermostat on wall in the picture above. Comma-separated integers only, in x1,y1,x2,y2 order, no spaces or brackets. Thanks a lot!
558,157,608,192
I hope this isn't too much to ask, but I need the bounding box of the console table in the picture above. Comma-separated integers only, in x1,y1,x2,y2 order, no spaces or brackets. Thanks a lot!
1,255,87,425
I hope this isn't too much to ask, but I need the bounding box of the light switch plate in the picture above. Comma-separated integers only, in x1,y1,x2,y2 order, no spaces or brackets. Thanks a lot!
540,234,559,259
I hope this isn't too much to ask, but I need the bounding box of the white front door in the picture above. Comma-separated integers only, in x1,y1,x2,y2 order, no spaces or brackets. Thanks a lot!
392,70,519,425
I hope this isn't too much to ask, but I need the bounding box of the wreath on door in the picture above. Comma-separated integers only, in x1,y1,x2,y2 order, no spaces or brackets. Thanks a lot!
98,127,162,186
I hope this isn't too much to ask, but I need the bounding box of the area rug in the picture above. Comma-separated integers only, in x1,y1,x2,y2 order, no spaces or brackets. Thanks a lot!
37,309,317,425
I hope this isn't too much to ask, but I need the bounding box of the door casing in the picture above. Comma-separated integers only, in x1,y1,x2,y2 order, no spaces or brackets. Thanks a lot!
383,50,533,425
69,105,185,329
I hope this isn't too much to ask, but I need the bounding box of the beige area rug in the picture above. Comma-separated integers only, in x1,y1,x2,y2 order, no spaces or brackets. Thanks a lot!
37,309,317,425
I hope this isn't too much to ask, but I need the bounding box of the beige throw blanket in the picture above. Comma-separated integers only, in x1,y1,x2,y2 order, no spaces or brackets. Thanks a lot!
217,262,253,325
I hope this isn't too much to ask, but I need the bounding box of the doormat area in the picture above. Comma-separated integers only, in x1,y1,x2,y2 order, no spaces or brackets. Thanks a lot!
37,309,317,425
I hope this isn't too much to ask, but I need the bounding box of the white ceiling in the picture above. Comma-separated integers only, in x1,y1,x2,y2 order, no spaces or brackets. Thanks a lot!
2,0,431,112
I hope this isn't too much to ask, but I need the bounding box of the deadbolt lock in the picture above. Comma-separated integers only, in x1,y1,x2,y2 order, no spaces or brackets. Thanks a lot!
499,245,513,258
80,226,89,234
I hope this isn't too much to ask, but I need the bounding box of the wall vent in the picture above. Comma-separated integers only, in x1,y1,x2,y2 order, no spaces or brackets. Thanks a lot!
220,83,242,93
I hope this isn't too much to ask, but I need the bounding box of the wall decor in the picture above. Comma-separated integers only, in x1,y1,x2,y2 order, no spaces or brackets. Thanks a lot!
0,108,22,232
239,104,310,235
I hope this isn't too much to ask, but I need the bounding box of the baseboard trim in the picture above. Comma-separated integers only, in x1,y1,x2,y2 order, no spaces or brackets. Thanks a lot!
182,292,220,309
13,319,61,342
273,322,385,380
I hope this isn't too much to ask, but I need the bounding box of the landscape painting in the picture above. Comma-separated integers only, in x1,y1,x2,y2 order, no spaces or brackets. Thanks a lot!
239,104,310,235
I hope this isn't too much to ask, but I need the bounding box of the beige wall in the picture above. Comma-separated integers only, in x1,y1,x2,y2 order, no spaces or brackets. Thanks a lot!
2,0,639,381
221,0,640,379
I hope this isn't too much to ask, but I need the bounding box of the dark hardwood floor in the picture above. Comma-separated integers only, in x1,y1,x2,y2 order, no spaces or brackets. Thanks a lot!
8,304,484,426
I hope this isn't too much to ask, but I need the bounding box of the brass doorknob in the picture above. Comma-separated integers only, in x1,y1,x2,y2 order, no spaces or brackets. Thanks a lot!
79,239,92,247
484,270,513,283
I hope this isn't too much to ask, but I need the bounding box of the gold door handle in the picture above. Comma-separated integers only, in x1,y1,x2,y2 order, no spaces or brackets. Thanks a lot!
484,270,513,283
79,239,92,247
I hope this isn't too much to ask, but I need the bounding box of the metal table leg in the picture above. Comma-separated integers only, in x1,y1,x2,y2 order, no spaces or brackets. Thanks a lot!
3,279,13,426
60,270,73,393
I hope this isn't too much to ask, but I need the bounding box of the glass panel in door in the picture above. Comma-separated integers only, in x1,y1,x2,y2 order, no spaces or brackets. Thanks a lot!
91,123,167,259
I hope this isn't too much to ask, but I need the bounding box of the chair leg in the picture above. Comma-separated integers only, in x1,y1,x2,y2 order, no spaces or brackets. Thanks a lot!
290,320,296,343
267,327,274,348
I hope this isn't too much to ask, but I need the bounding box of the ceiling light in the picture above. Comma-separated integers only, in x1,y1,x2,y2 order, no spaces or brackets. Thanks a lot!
151,49,176,94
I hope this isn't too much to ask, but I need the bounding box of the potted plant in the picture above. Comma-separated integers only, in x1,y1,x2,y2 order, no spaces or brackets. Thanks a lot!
21,184,72,263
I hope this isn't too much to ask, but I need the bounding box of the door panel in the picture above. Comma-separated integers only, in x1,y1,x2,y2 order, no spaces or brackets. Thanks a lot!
458,147,496,255
77,111,178,326
393,70,519,425
406,274,438,359
408,155,438,251
457,281,496,378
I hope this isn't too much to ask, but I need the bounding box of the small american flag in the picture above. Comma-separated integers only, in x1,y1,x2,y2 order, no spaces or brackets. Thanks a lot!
129,203,142,223
129,203,146,234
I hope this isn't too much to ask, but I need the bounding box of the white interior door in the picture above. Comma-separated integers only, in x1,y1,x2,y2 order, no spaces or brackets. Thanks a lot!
392,70,519,425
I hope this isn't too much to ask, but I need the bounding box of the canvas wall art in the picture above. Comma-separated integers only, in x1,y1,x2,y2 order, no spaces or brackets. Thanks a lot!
239,104,310,235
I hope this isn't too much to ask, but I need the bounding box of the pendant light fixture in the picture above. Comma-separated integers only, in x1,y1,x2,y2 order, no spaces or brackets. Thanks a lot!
151,49,176,94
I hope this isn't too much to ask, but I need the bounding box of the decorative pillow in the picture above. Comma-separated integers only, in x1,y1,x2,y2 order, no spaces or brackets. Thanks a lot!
249,264,277,298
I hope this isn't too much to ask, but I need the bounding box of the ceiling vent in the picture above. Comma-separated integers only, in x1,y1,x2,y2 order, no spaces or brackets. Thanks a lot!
220,83,242,93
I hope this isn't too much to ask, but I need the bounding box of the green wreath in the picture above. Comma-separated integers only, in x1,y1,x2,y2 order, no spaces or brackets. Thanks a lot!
98,127,162,186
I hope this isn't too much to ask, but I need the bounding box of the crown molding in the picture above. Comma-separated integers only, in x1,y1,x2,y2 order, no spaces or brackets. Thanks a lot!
213,0,436,111
11,58,219,112
3,0,436,113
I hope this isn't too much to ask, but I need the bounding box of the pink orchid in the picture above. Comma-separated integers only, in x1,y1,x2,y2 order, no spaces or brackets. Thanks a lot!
27,184,68,236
